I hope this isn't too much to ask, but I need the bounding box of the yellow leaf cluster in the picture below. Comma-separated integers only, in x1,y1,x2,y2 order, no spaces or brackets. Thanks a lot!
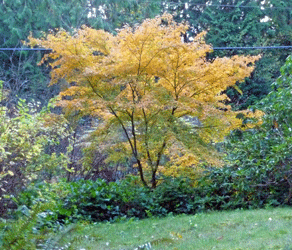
27,14,262,186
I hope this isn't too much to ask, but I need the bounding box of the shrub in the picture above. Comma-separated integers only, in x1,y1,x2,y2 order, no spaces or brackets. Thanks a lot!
217,55,292,208
14,176,200,224
0,86,71,215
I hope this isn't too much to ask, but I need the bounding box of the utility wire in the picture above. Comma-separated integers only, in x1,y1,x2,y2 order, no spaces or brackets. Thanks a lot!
1,0,292,53
159,1,292,10
0,48,52,52
1,46,292,52
213,46,292,50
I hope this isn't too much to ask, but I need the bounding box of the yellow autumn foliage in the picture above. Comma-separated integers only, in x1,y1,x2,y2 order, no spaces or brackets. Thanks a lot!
27,14,262,188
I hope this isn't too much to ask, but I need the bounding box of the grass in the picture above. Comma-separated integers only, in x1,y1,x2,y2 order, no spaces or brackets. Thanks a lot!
44,207,292,250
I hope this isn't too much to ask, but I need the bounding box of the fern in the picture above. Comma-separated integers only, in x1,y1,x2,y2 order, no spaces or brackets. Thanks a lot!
1,202,55,250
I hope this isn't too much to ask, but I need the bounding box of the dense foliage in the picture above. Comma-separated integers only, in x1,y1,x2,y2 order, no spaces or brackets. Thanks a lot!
166,0,292,109
10,54,292,226
27,14,262,188
0,0,161,106
222,55,292,206
0,0,162,47
0,82,71,214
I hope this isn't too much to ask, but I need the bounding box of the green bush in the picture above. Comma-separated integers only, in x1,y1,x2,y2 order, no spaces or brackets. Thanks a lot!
0,83,72,214
216,55,292,208
11,173,275,226
152,177,196,214
14,176,200,224
13,164,292,226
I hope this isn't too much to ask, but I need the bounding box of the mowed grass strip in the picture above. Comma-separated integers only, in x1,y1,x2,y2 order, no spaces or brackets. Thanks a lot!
51,207,292,250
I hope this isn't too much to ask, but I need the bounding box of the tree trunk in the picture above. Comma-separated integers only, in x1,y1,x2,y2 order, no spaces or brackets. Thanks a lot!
151,169,157,189
136,158,149,188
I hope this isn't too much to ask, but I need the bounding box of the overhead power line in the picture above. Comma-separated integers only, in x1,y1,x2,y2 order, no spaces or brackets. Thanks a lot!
0,48,52,52
1,46,292,52
161,1,292,10
213,46,292,50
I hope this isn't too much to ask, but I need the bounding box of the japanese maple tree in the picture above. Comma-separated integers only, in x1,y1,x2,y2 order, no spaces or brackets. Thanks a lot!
28,14,261,188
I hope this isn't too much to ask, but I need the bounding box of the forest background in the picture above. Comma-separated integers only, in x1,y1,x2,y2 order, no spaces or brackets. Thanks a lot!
1,0,292,248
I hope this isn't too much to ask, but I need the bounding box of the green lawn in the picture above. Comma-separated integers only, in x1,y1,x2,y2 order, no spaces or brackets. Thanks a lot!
46,207,292,250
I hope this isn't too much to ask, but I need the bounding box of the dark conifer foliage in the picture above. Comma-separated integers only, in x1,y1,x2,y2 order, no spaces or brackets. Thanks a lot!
0,0,162,105
164,0,292,109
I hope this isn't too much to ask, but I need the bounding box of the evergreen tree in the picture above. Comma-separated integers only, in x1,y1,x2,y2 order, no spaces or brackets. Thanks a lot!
0,0,162,47
163,0,292,109
0,0,162,105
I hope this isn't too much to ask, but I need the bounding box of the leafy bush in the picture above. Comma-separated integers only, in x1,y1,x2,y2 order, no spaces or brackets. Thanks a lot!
0,81,72,215
219,55,292,208
14,170,287,226
14,176,200,224
152,177,197,215
15,172,270,226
